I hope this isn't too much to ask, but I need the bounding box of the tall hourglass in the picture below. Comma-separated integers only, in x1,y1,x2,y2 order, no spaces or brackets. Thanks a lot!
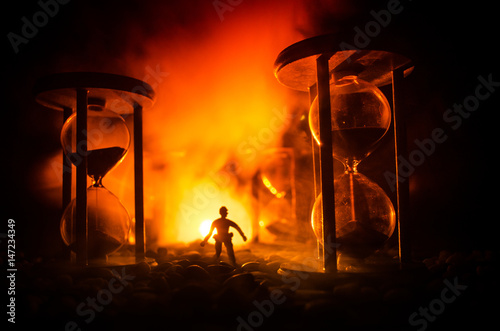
60,101,131,260
274,34,413,274
309,74,396,268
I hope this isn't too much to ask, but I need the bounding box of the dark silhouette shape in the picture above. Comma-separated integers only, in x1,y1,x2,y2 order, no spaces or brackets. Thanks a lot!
200,206,247,266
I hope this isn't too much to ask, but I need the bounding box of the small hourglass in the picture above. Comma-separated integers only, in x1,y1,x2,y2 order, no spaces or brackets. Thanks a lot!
309,74,396,267
60,100,131,260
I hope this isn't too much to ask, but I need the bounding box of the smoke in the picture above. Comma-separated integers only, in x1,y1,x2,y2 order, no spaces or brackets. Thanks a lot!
31,0,360,246
109,0,307,244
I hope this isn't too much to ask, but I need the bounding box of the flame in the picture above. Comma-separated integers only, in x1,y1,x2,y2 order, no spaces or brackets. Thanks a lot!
34,1,319,247
174,181,253,246
129,1,302,246
199,220,214,237
261,175,286,198
128,217,136,245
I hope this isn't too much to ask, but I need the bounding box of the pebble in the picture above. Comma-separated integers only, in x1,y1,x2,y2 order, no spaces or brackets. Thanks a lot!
171,284,212,316
184,265,210,281
359,286,381,302
134,261,152,277
265,254,286,263
156,261,173,271
218,261,235,269
294,289,330,301
214,286,251,312
222,272,257,293
428,261,448,275
55,274,73,291
438,250,453,263
14,247,499,329
145,249,158,260
303,298,347,324
175,259,191,269
157,247,169,263
445,252,466,266
259,261,282,273
132,279,150,291
333,281,362,301
166,264,184,275
422,257,438,269
129,291,162,315
250,270,282,286
148,274,171,293
206,264,234,277
83,267,117,280
180,251,202,261
383,287,413,305
241,261,260,272
165,271,185,289
77,277,108,290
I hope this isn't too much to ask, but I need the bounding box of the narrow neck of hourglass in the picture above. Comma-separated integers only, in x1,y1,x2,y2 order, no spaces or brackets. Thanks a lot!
344,157,359,173
91,176,104,187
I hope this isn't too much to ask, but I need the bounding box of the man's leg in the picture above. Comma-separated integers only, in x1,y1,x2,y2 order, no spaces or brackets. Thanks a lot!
214,241,222,260
225,241,237,266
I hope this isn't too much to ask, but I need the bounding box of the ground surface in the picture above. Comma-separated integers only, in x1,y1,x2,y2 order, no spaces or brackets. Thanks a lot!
10,242,499,330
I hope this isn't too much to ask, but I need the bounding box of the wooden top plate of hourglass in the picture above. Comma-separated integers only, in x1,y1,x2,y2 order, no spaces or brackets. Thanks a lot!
33,72,156,113
274,33,414,91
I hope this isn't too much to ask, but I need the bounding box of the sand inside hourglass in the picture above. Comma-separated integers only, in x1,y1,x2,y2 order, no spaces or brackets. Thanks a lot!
331,127,387,162
68,146,126,180
68,230,123,260
336,220,391,258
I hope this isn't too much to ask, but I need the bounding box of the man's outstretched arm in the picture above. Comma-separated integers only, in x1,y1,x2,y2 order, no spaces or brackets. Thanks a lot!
230,221,247,241
201,223,216,246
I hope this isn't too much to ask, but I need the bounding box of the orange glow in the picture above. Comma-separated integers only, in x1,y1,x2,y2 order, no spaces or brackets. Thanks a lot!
128,217,136,245
199,220,214,237
174,181,253,246
262,175,285,198
36,1,311,246
131,2,302,246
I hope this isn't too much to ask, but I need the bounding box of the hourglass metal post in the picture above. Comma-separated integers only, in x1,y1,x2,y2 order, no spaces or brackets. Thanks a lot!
75,89,89,265
316,53,337,272
391,66,412,265
62,106,73,260
133,103,145,262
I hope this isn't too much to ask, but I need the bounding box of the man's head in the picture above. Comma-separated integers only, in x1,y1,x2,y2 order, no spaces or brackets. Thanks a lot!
219,206,228,217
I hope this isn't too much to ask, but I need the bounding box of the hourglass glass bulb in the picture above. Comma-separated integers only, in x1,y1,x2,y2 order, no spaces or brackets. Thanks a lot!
311,172,395,259
61,186,130,259
308,74,391,167
59,99,131,260
60,101,130,185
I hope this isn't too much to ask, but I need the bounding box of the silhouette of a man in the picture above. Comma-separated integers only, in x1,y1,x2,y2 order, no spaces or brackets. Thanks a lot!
200,206,247,265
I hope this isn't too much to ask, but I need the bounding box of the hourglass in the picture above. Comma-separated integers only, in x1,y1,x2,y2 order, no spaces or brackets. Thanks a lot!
60,102,131,260
274,34,413,273
309,73,396,267
34,72,155,265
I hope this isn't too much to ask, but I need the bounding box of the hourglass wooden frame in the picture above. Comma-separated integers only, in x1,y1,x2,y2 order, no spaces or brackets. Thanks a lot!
274,34,413,272
34,72,156,266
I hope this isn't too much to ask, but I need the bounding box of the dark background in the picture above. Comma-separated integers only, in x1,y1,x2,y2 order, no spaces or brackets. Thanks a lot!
2,0,498,259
